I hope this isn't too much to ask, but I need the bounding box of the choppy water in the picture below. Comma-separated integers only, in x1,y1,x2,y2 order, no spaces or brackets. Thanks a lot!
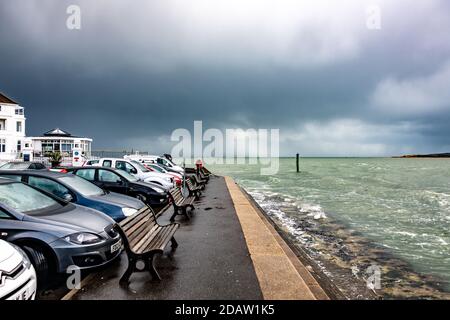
206,158,450,299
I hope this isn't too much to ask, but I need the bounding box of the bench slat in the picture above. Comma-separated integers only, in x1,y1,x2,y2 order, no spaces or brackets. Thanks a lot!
126,214,156,241
129,223,159,250
138,225,170,254
145,224,177,253
154,225,178,251
120,207,150,230
133,225,162,253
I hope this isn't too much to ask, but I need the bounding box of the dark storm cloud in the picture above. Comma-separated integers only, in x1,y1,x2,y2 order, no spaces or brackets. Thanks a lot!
1,0,450,155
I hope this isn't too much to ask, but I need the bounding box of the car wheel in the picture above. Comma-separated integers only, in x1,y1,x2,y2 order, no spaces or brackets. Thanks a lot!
136,193,147,203
22,245,50,283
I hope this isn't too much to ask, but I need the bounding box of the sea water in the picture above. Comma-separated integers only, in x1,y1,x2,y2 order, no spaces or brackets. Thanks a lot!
206,158,450,299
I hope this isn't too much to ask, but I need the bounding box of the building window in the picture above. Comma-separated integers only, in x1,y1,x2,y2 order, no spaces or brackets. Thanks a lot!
17,140,22,152
15,108,24,115
16,121,22,132
0,139,5,153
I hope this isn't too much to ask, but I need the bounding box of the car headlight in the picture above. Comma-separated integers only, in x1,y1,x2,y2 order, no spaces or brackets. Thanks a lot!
122,207,138,217
11,244,32,269
64,233,103,245
165,177,172,182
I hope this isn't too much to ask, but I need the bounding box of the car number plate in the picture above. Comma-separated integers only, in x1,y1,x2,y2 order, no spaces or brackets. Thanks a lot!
110,240,122,253
10,284,34,300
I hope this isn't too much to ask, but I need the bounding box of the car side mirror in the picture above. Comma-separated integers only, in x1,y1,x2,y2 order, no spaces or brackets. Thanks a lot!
131,169,137,174
63,194,74,202
117,179,124,185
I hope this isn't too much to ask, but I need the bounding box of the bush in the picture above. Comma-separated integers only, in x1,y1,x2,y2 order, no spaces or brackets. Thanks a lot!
49,152,62,168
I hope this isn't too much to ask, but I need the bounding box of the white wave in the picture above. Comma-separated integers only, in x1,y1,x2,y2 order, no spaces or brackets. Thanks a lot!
423,190,450,208
393,231,417,238
300,203,327,219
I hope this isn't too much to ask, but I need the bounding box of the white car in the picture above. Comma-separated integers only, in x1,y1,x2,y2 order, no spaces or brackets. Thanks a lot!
0,240,37,300
125,155,185,174
90,158,174,190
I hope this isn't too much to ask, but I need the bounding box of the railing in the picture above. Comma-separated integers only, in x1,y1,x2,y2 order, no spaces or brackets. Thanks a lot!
32,156,75,167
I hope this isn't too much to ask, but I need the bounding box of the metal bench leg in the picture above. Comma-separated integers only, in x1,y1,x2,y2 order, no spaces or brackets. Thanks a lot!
171,237,178,250
170,207,178,222
120,257,135,285
148,254,161,281
182,206,190,220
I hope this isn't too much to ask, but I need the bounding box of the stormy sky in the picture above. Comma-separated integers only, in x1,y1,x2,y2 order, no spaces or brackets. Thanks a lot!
1,0,450,156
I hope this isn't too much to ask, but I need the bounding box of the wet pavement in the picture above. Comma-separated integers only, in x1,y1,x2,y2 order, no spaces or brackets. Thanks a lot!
71,176,264,300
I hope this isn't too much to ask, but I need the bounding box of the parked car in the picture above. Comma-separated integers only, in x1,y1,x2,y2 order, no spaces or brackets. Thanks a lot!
0,161,47,170
66,166,169,208
90,158,174,190
125,155,184,174
0,170,145,222
0,178,122,281
0,240,37,300
83,159,99,166
143,163,182,186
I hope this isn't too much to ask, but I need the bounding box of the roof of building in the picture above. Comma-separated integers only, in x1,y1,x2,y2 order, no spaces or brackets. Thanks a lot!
43,128,72,137
0,92,18,105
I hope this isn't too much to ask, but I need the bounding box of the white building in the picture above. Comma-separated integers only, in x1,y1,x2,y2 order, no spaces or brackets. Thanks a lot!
0,91,93,163
30,128,92,158
0,92,26,161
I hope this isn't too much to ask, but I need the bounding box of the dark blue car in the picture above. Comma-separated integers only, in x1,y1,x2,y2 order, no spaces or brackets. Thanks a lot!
0,170,145,222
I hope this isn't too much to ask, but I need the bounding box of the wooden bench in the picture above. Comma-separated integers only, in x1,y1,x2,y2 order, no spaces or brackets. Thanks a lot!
153,201,171,217
169,187,196,221
115,206,179,284
198,170,209,182
201,167,212,177
191,174,207,189
185,178,202,199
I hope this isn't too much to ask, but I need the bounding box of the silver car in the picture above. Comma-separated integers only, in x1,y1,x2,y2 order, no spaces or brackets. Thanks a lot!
0,178,122,282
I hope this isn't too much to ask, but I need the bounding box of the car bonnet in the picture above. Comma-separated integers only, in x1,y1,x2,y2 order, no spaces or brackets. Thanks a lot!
23,204,114,236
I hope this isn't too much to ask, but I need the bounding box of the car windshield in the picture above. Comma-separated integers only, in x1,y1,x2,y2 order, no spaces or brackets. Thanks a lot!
59,176,105,197
117,169,139,182
0,182,61,214
131,160,150,172
0,162,30,170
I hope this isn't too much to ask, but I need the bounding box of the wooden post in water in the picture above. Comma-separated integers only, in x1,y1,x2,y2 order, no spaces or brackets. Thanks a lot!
296,153,299,172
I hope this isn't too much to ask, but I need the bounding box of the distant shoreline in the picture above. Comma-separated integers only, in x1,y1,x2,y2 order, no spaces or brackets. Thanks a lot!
393,153,450,158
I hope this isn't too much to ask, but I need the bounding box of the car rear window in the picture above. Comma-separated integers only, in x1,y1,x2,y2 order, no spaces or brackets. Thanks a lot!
0,162,30,170
59,176,104,197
